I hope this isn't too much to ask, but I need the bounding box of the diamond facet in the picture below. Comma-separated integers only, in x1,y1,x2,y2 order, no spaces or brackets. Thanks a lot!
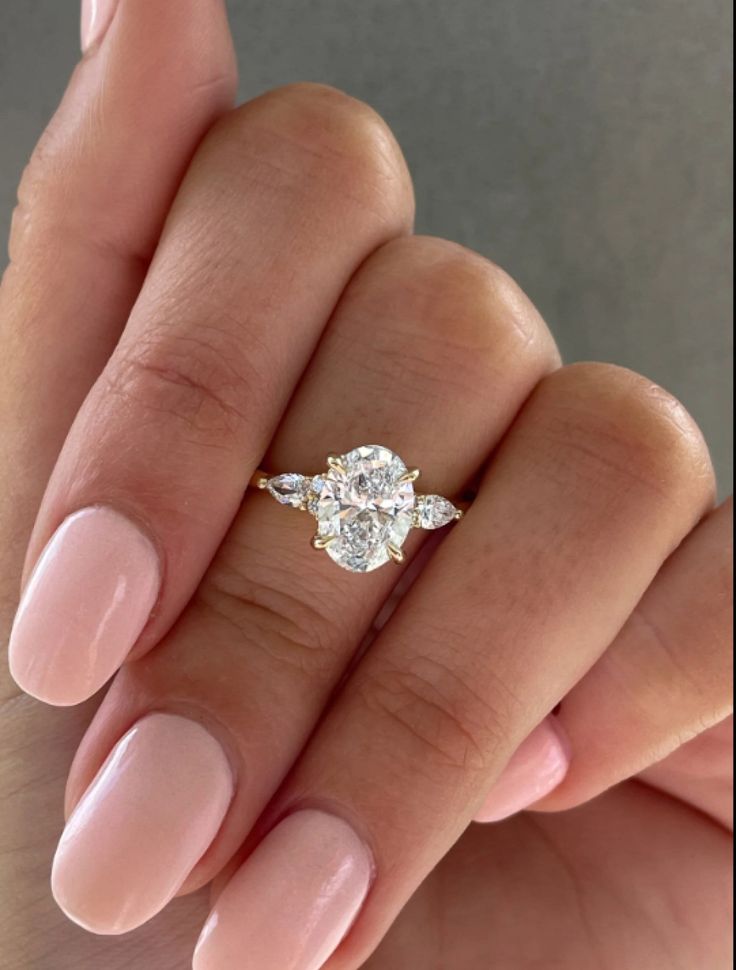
266,473,309,508
306,475,325,515
414,494,461,529
312,445,415,573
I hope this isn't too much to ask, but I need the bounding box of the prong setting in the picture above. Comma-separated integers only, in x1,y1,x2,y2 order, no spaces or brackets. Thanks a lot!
311,534,336,550
387,543,405,564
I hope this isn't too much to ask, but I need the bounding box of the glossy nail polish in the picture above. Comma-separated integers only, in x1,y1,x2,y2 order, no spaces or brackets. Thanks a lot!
474,717,570,822
194,810,373,970
80,0,119,52
52,713,233,934
9,506,160,706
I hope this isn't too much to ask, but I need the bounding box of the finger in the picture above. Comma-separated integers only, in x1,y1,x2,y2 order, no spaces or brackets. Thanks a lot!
365,787,732,970
472,714,571,823
529,497,732,824
9,83,414,706
0,6,237,952
1,0,236,688
641,716,733,830
57,235,558,933
192,364,714,970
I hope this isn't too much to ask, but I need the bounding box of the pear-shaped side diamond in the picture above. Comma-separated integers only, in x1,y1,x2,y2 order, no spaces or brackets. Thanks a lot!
414,495,461,529
266,473,310,509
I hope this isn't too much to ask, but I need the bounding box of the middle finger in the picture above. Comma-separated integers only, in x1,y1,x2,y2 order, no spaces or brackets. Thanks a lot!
10,83,413,707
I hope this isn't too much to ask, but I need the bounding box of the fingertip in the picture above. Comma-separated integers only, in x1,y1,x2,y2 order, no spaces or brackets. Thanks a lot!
81,0,119,54
52,714,234,935
9,507,160,708
474,717,571,823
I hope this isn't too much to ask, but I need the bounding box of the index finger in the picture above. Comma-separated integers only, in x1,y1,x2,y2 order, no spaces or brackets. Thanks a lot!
1,0,236,694
9,84,414,706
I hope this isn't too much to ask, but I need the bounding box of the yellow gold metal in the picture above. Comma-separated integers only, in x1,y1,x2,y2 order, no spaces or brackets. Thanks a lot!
326,454,347,474
387,543,405,564
399,467,421,484
250,469,269,489
311,534,337,550
454,508,465,520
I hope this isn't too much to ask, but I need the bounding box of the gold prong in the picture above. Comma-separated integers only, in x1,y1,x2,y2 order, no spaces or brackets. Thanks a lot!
311,534,337,550
250,470,269,489
454,508,465,520
387,543,405,564
326,454,347,474
399,467,421,484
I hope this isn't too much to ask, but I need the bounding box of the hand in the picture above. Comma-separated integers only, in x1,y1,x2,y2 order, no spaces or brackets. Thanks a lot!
1,4,732,969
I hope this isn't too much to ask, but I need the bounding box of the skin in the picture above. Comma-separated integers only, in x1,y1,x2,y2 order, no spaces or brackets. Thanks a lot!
0,3,732,969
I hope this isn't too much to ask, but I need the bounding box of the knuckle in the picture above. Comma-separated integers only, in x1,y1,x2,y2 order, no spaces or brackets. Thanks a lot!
342,236,558,403
410,239,555,363
205,83,414,231
16,114,65,209
10,122,68,262
537,363,716,508
10,116,152,270
7,194,32,266
630,604,731,709
356,655,511,773
105,321,263,443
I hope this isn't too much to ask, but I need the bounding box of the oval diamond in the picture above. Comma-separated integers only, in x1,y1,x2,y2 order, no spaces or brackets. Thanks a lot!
313,445,415,572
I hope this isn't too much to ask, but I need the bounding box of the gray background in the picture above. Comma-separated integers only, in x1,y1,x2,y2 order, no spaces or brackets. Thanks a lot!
1,0,732,490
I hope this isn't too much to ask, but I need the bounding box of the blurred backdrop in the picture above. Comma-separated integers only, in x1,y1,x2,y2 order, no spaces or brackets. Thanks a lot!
1,0,732,489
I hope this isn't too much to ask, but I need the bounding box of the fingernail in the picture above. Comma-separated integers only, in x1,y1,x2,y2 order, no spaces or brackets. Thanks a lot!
52,713,233,934
474,717,570,823
81,0,119,53
193,810,373,970
9,506,160,706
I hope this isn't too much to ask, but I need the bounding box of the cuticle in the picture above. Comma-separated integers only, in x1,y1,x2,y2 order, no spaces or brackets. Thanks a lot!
21,502,166,602
269,796,379,887
546,710,573,762
85,500,167,616
140,703,243,793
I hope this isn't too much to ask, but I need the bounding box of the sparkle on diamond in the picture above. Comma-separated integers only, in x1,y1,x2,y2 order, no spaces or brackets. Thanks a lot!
414,494,460,529
266,473,309,508
313,445,415,572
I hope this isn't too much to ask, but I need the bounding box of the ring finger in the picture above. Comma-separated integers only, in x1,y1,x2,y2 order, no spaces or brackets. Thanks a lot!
56,233,559,934
193,363,714,970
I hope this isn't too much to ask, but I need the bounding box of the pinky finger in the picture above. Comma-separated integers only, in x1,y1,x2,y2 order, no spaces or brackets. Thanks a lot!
522,498,733,826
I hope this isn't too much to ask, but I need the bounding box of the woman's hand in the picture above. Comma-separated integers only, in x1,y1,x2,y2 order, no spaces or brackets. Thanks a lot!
1,3,731,969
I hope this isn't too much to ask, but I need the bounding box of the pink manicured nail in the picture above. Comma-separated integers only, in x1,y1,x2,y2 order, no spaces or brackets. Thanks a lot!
81,0,119,52
474,717,570,823
194,810,373,970
9,506,160,706
52,713,233,934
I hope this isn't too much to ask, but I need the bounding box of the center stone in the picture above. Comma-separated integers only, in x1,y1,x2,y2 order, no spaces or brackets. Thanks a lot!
313,445,415,573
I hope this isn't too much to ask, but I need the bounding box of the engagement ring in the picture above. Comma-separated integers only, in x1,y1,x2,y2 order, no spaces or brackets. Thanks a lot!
250,444,465,573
